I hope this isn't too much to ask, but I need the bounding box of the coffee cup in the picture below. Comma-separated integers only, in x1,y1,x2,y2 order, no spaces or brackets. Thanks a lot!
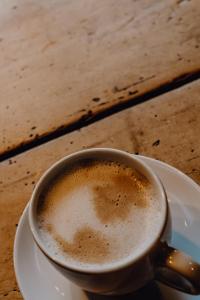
29,148,200,295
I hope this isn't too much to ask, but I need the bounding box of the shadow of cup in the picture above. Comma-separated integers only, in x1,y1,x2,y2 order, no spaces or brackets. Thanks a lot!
85,282,163,300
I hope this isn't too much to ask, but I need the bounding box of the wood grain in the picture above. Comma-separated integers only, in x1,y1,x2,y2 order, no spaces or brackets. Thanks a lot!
0,0,200,156
0,80,200,299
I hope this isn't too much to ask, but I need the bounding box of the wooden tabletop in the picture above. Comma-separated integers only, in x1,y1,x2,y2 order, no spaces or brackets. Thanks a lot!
0,1,200,299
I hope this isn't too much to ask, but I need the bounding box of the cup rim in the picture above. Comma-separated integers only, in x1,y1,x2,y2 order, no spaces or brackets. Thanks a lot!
29,148,168,274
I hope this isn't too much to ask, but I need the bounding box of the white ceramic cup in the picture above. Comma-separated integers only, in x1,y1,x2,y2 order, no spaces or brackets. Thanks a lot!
29,148,200,295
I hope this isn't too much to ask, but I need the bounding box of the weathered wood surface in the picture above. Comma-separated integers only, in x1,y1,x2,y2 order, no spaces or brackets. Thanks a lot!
0,80,200,299
0,0,200,156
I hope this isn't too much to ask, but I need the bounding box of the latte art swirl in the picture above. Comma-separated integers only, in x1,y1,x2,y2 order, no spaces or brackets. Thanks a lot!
37,159,162,269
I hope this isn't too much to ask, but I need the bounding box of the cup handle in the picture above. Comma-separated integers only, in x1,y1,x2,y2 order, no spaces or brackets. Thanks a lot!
156,243,200,294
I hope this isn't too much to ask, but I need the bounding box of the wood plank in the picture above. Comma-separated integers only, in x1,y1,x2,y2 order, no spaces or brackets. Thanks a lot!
1,80,200,299
0,0,200,156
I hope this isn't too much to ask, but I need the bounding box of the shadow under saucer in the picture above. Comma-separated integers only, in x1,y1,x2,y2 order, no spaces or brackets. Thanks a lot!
85,282,163,300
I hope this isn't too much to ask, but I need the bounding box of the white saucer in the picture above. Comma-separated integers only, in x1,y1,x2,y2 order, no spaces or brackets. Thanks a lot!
14,156,200,300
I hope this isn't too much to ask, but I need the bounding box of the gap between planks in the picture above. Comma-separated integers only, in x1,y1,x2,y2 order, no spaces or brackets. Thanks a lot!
0,68,200,163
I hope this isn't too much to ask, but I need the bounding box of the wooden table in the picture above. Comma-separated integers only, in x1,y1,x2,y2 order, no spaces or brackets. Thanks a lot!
0,1,200,299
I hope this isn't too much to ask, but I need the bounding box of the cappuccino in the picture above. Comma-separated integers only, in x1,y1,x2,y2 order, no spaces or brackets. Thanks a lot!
37,159,162,269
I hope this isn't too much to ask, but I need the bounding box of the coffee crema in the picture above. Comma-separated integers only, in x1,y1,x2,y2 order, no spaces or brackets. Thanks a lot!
37,159,162,269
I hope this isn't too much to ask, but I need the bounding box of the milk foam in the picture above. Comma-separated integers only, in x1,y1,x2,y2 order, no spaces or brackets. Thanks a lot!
37,160,163,269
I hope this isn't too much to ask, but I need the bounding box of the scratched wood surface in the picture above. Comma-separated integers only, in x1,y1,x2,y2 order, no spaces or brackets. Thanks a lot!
0,0,200,156
0,80,200,299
